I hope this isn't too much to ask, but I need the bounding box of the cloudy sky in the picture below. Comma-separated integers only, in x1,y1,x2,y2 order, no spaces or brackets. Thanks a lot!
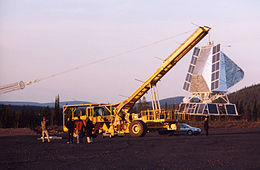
0,0,259,103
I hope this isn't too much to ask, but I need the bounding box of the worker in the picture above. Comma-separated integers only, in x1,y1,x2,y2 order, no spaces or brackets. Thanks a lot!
75,116,84,144
41,116,50,143
204,116,209,136
85,118,94,144
66,116,74,144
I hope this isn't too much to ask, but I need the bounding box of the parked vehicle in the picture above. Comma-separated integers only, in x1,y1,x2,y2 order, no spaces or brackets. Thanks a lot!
174,123,201,136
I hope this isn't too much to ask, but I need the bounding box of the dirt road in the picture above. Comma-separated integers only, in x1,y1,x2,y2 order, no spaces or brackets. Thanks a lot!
0,128,260,169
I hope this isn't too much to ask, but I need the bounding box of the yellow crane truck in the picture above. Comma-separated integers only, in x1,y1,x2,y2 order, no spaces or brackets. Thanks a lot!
63,26,210,137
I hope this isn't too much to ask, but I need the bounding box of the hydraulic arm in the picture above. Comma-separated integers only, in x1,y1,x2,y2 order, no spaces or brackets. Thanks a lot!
115,26,211,115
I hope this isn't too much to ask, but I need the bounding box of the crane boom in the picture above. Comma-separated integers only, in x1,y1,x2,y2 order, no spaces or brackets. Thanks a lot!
115,26,210,114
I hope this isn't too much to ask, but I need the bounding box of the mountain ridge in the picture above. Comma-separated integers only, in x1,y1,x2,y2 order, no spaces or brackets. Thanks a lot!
0,96,184,108
0,101,91,107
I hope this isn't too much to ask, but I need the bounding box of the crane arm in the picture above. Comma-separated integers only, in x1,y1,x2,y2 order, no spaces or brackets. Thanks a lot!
115,26,211,114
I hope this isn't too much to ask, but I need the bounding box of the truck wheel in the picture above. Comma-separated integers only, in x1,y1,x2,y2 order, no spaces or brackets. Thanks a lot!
129,120,147,137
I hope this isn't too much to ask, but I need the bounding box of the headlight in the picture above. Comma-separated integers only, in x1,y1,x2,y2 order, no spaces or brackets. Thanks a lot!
170,124,177,130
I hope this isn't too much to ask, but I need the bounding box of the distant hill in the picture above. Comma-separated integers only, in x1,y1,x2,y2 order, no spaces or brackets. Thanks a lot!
145,96,184,109
0,97,184,109
0,101,91,108
159,96,184,107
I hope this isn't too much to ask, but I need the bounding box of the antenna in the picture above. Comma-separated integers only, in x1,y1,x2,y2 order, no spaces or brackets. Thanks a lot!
134,78,144,83
119,94,128,98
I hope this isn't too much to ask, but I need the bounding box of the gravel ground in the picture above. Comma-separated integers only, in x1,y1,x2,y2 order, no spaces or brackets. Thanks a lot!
0,128,260,169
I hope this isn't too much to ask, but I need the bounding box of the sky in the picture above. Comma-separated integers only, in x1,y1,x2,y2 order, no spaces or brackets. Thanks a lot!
0,0,260,103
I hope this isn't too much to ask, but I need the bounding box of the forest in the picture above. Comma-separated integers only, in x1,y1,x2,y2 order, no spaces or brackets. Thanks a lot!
0,84,259,128
0,95,62,128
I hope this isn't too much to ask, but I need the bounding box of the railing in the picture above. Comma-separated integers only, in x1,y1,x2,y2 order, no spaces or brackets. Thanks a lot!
140,109,175,122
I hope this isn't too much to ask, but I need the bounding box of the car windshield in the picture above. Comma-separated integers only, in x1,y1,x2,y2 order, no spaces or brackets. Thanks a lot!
182,124,192,128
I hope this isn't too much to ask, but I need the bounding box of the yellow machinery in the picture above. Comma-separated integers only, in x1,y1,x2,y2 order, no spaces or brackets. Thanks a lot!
63,26,211,137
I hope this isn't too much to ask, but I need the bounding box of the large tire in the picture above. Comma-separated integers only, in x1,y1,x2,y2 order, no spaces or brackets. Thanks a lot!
129,120,147,137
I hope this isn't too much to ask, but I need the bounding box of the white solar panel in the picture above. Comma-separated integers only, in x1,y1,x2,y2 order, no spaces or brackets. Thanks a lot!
211,44,221,91
183,47,200,91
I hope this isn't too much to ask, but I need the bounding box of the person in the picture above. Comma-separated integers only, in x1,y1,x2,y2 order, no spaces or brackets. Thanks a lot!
85,118,94,144
75,116,84,144
41,116,50,143
204,116,209,136
66,116,74,144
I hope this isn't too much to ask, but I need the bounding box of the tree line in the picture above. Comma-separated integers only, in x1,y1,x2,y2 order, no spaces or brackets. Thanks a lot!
228,84,260,121
0,95,62,128
0,84,259,128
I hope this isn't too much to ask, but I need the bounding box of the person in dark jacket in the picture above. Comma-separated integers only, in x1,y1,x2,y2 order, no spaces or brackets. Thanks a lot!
204,116,209,136
66,116,74,144
85,118,94,144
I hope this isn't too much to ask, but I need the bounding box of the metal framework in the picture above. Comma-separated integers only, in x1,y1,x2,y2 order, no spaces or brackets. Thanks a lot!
177,41,243,116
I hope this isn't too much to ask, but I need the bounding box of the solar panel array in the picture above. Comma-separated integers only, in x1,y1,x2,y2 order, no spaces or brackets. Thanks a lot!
178,103,216,115
183,47,200,91
177,103,238,115
211,44,221,90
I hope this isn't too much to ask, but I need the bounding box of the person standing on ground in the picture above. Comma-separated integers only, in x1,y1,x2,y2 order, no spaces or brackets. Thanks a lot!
204,116,209,136
85,118,94,144
41,116,50,143
66,116,74,144
75,116,84,144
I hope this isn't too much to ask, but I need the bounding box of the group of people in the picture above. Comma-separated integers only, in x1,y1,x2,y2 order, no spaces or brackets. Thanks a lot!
66,116,94,144
40,115,95,144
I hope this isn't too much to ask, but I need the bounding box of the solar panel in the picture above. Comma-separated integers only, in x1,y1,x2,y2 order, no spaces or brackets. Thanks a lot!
211,72,216,81
216,71,219,79
176,102,239,116
214,80,219,89
213,44,220,54
183,82,190,91
183,47,200,91
193,47,200,56
191,56,197,65
216,62,219,70
179,103,186,112
208,104,219,114
188,65,195,73
216,44,220,52
213,46,216,54
188,104,196,113
211,47,221,91
225,104,237,115
197,104,205,114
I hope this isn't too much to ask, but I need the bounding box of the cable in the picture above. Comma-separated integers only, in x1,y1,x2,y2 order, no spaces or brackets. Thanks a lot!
37,29,195,82
0,28,196,95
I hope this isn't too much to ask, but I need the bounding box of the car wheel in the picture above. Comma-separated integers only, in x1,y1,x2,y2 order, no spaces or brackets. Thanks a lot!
187,130,193,136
